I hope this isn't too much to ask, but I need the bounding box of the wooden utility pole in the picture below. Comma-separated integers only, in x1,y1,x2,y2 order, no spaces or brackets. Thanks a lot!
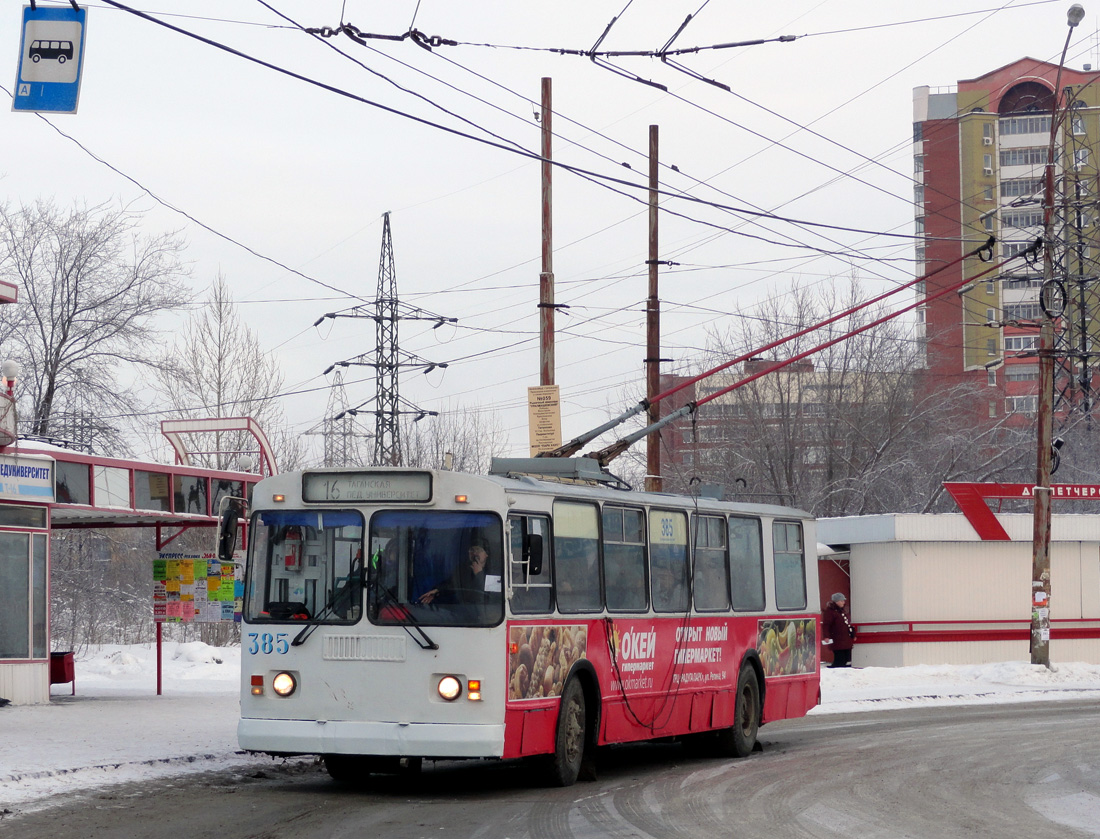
539,77,555,387
1031,5,1084,666
645,124,662,492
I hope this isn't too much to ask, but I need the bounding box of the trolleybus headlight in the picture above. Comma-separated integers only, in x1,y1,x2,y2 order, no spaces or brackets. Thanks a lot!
272,671,297,697
437,675,462,701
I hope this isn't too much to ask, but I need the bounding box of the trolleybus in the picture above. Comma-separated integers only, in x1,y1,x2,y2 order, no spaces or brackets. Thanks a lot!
228,459,820,785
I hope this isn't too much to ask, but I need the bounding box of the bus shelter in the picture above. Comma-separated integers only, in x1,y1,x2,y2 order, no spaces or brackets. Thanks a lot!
0,425,266,705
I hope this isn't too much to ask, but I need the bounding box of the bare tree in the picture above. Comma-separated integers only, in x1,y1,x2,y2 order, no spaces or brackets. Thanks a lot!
0,200,190,449
399,403,508,474
50,530,156,651
154,274,301,472
668,276,1032,515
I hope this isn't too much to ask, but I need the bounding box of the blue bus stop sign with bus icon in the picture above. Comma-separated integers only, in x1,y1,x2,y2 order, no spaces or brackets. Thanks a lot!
13,5,88,114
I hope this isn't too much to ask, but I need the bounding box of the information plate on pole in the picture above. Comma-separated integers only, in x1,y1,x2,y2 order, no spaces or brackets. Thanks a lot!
528,385,562,456
12,5,88,114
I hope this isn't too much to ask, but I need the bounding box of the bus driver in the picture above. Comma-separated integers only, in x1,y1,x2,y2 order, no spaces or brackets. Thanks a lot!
418,538,494,605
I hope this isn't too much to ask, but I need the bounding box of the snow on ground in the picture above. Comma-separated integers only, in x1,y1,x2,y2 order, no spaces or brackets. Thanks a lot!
815,660,1100,713
2,643,1100,812
1,642,256,813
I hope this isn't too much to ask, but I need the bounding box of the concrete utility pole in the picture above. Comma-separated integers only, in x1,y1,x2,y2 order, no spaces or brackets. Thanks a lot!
1032,3,1085,667
645,124,662,493
540,77,555,387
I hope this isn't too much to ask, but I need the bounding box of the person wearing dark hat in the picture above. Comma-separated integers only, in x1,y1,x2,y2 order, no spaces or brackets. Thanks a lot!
418,537,492,605
822,592,856,667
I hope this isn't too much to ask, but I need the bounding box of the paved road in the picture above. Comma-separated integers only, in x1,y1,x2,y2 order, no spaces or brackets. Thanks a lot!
4,700,1099,838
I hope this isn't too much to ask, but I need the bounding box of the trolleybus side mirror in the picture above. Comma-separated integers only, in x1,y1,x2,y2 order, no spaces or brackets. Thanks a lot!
526,532,543,576
217,496,245,563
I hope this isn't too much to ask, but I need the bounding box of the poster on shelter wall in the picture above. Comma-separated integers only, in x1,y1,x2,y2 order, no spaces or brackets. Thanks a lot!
154,551,243,623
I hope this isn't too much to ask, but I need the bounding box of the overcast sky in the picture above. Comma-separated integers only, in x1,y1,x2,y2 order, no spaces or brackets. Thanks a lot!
1,1,1092,467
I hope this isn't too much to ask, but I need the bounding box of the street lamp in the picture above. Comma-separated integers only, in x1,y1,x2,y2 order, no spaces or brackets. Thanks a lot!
1032,3,1085,668
1,359,19,397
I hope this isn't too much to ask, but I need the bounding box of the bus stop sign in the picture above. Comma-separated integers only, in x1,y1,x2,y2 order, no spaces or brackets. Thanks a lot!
12,5,88,114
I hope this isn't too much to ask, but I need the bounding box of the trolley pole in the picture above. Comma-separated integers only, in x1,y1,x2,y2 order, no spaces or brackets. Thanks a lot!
645,125,662,492
539,77,555,387
1031,4,1084,667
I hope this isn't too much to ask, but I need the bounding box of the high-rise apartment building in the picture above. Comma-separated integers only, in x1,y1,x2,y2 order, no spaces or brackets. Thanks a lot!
914,57,1100,421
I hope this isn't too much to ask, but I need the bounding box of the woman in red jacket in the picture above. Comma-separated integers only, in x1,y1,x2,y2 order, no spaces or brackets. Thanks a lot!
823,592,856,668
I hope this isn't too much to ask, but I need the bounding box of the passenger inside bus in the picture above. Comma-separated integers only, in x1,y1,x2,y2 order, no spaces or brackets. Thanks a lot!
371,541,400,593
652,554,689,612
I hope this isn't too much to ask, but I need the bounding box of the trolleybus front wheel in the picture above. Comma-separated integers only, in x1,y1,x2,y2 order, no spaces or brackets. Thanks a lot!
545,678,586,786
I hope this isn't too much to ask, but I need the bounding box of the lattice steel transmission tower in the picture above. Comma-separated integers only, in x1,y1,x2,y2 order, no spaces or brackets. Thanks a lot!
1058,105,1100,420
306,370,370,467
316,213,455,467
375,212,402,465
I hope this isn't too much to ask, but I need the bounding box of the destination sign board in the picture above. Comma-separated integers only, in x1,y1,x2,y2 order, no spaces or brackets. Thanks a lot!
302,471,432,503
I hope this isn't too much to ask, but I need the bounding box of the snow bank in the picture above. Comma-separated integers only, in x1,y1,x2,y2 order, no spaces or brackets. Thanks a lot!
814,660,1100,713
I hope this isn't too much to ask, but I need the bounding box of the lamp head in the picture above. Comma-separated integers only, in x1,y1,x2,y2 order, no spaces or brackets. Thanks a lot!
1069,4,1085,27
1,359,19,397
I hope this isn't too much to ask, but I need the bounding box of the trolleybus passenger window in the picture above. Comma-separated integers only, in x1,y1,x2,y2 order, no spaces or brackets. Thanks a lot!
650,510,688,613
692,515,730,611
552,501,601,613
602,506,647,612
772,521,807,610
508,514,552,613
729,516,765,611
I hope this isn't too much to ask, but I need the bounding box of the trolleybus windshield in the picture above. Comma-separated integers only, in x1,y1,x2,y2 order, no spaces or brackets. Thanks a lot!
367,510,504,628
244,510,364,625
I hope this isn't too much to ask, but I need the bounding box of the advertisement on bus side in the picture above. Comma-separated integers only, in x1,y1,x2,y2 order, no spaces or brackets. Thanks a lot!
508,624,589,700
507,617,817,704
757,618,817,677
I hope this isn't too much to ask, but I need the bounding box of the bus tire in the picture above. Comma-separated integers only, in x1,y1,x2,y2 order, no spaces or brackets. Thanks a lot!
324,754,365,783
716,664,760,758
546,678,586,786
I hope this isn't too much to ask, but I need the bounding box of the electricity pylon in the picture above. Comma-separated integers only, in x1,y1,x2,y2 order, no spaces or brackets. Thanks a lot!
316,213,455,466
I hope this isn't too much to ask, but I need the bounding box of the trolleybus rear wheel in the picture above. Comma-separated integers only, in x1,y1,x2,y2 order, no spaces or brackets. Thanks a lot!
546,678,586,786
715,663,760,757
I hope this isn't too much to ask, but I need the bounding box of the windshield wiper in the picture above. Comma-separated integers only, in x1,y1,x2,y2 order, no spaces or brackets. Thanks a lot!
290,555,438,650
292,552,365,647
371,577,438,650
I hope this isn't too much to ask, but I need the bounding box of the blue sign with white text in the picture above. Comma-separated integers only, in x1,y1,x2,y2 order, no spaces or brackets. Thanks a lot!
12,5,88,114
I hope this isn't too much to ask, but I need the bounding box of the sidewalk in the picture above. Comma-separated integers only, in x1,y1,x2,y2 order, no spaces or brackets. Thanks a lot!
0,643,258,810
0,691,260,810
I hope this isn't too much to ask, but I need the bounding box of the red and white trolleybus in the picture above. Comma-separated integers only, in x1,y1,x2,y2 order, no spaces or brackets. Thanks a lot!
230,459,820,785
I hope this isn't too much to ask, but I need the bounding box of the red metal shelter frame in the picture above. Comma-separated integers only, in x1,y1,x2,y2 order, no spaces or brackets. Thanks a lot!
0,421,270,702
943,481,1100,541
